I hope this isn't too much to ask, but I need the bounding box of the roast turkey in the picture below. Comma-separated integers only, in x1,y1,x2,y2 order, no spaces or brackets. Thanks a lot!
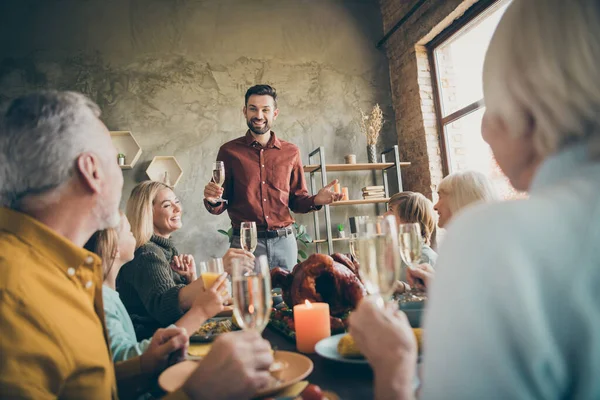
271,253,366,317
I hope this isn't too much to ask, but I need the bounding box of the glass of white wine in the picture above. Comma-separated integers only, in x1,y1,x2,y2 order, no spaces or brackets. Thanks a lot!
348,233,359,259
355,215,402,306
232,255,273,333
212,161,227,203
398,222,427,302
240,221,257,253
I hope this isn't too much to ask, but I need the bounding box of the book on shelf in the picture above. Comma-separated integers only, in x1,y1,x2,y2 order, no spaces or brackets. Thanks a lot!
361,185,384,191
362,190,385,195
362,194,386,199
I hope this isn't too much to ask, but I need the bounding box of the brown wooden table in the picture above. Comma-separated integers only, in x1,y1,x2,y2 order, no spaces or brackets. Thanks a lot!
263,328,374,399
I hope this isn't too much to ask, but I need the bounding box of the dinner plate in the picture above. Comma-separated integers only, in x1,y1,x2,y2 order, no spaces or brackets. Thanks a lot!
314,334,369,365
159,351,314,398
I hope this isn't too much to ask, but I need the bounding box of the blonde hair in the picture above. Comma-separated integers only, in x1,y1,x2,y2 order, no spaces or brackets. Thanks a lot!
388,191,437,246
126,181,173,249
84,211,124,280
438,171,498,215
483,0,600,158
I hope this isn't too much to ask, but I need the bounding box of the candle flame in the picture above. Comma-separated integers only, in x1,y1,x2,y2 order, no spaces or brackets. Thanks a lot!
304,300,312,308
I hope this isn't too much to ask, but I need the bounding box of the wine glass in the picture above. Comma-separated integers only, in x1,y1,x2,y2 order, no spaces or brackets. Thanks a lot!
232,255,273,333
355,215,402,306
348,233,359,259
212,161,227,203
240,221,257,253
398,223,427,302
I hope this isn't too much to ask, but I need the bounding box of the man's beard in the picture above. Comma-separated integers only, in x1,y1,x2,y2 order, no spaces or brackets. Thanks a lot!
95,198,121,231
247,118,271,135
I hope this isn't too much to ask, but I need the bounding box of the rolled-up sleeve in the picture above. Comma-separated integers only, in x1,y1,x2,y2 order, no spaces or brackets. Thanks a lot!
289,150,320,214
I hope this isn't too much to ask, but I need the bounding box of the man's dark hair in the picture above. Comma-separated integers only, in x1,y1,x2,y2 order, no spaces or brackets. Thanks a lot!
244,84,277,108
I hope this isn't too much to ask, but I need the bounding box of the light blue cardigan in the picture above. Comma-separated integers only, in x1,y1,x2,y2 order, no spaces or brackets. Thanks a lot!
103,285,151,362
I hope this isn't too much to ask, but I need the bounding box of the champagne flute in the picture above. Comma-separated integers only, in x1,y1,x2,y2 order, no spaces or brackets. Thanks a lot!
240,221,257,253
212,161,227,203
355,215,402,306
348,233,359,259
232,255,273,333
398,223,427,302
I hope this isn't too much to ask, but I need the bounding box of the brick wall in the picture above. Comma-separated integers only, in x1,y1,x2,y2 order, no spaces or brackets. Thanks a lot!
378,0,479,198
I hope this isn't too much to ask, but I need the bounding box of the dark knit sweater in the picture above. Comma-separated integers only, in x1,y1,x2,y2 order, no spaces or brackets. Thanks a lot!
116,235,187,340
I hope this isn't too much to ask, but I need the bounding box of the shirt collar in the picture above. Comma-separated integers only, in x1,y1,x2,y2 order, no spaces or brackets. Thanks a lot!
530,142,591,193
0,207,101,274
244,130,281,149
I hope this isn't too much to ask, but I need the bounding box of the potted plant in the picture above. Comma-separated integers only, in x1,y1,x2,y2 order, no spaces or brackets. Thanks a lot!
337,223,346,239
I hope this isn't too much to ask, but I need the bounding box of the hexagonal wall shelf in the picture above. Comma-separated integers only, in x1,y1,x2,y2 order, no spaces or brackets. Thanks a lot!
146,156,184,187
110,131,142,169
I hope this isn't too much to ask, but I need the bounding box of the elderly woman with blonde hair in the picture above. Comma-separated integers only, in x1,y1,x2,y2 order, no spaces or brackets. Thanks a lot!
117,181,253,339
404,171,498,289
434,170,499,228
348,0,600,398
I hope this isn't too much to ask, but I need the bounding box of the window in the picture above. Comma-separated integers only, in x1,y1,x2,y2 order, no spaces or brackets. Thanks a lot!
429,0,520,199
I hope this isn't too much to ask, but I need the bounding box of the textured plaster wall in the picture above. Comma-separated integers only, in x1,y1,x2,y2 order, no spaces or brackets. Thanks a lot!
0,0,398,260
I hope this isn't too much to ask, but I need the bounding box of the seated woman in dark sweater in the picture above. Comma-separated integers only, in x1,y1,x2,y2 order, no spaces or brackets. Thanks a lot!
117,181,254,339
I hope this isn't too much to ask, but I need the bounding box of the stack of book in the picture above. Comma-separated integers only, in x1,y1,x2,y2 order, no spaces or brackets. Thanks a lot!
362,185,385,199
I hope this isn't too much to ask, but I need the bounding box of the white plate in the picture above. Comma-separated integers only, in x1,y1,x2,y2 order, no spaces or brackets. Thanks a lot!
315,334,369,364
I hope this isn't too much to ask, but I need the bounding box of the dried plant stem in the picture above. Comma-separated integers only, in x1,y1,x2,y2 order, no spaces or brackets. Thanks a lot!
359,104,384,146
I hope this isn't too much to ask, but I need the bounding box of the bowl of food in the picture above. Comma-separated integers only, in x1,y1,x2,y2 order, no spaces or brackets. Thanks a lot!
398,298,426,328
271,288,284,307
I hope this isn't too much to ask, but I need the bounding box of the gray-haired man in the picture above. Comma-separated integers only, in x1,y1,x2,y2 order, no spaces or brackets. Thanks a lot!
0,91,273,399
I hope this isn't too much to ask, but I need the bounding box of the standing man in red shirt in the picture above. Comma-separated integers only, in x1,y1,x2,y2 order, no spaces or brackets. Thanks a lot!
204,84,341,270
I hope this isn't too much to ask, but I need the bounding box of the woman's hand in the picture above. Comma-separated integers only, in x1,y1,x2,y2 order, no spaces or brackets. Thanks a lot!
171,254,197,283
140,326,189,375
191,273,230,320
223,248,255,275
406,263,435,291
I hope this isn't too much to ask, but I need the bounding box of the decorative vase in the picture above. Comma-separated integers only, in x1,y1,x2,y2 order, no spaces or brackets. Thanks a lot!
367,145,377,163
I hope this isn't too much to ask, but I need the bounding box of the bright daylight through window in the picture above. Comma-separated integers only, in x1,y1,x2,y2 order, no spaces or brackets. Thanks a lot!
430,0,522,199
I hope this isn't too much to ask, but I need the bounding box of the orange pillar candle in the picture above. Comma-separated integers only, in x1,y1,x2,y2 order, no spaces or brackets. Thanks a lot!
333,182,341,194
341,187,349,200
293,300,331,353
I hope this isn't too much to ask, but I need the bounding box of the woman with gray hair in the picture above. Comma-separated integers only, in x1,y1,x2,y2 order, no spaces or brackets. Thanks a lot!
348,0,600,398
434,170,499,228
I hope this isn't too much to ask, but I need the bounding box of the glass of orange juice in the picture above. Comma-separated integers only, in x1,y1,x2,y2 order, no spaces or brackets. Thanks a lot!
200,258,224,289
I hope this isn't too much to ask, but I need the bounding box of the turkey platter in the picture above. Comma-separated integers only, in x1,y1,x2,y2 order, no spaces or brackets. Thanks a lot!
271,253,366,331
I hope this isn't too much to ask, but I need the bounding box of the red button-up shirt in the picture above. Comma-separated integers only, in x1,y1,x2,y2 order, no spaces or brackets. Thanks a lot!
204,131,319,230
